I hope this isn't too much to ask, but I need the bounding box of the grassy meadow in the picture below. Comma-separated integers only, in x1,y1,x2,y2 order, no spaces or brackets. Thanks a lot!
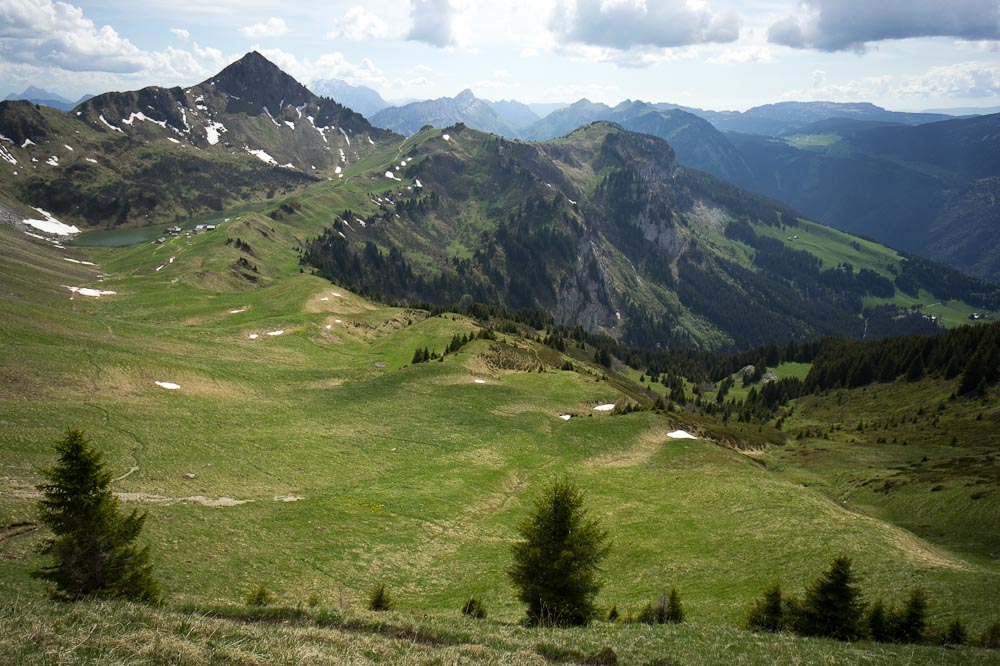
2,208,999,664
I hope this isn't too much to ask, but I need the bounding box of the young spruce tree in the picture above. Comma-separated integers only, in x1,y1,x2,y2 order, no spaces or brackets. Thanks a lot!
34,429,158,602
792,555,864,640
508,478,610,626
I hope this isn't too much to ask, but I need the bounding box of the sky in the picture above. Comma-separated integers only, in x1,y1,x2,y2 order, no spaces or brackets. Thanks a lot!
1,0,999,112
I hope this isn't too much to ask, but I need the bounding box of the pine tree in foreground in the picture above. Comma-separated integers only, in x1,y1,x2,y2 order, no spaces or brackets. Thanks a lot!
791,555,864,640
508,479,610,626
34,429,158,602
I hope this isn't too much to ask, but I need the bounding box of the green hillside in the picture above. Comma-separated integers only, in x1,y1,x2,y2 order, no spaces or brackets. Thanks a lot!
293,122,998,350
2,209,999,663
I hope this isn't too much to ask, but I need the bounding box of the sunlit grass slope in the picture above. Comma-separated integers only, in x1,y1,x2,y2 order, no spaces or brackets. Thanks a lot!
1,220,998,664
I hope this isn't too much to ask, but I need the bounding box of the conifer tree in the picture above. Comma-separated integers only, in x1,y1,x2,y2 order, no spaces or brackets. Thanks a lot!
746,582,785,632
34,429,158,602
508,479,610,626
792,556,864,640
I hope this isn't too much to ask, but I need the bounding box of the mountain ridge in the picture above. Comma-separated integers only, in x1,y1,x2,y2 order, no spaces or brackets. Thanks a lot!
0,51,395,229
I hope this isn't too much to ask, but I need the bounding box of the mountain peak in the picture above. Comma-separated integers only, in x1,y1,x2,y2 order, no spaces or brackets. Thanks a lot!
208,51,313,113
455,89,476,102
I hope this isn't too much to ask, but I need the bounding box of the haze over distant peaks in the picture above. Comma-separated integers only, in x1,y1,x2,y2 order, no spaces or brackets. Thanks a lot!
309,79,391,119
4,86,93,112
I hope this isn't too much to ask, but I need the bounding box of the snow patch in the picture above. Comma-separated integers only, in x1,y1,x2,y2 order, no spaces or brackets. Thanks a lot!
205,121,227,145
334,166,342,174
45,156,59,166
667,430,697,439
261,106,281,127
63,257,96,266
24,208,79,235
21,138,35,148
248,333,259,339
473,379,486,384
155,381,180,390
384,170,400,181
593,403,616,412
64,286,116,297
85,157,98,163
559,414,572,421
245,146,277,165
283,120,295,130
266,330,284,336
0,144,15,165
99,115,124,133
338,127,350,145
442,133,450,141
121,112,167,129
63,144,74,151
168,137,180,144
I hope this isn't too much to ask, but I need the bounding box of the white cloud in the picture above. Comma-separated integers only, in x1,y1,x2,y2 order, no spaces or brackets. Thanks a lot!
0,0,148,73
707,45,774,65
549,0,740,53
780,62,1000,104
256,48,387,88
898,62,1000,99
170,28,190,40
0,0,232,86
957,39,1000,52
554,40,702,68
768,0,1000,53
327,6,388,41
406,0,473,48
239,17,288,39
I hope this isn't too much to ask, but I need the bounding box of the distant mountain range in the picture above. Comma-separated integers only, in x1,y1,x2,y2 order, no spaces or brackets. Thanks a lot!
355,87,999,281
309,79,391,119
725,114,1000,282
370,89,522,138
3,86,93,112
3,52,998,350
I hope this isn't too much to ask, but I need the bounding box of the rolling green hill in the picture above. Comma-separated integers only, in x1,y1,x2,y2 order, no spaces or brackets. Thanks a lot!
1,196,1000,663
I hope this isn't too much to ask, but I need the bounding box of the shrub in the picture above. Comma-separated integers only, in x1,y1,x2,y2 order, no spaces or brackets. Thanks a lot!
943,618,967,645
307,592,321,608
665,588,685,624
245,584,276,607
462,596,487,619
638,589,684,624
314,608,341,627
368,583,393,611
606,604,619,623
746,582,785,632
866,599,892,642
896,588,928,643
980,621,1000,648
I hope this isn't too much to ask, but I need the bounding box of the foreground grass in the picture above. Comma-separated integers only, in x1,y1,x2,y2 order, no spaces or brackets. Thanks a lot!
2,596,996,666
